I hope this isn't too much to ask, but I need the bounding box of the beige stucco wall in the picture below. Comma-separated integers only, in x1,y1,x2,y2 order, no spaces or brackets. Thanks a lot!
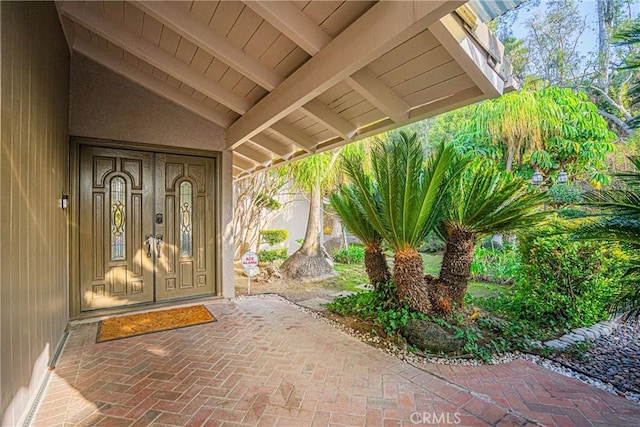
69,55,226,151
69,54,235,300
0,3,70,425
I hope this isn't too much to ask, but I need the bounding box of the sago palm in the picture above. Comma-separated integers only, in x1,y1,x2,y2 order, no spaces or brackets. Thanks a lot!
438,162,549,310
329,184,390,288
577,156,640,319
343,131,467,313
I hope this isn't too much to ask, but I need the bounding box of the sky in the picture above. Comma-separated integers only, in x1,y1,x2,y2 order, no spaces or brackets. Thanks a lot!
508,0,640,56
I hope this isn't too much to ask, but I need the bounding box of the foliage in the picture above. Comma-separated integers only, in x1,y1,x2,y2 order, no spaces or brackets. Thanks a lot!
576,156,640,318
470,245,520,284
258,248,288,263
613,19,640,129
259,229,289,246
343,132,467,252
333,245,365,264
419,232,445,253
496,227,626,330
548,183,582,207
452,87,616,187
440,161,550,239
329,184,383,248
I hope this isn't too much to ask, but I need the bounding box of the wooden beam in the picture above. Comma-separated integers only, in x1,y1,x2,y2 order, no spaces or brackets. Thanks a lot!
345,69,410,123
60,1,251,114
243,1,331,56
429,14,503,98
130,1,282,91
233,153,259,172
235,142,273,166
226,0,460,149
249,133,295,159
300,100,357,139
269,123,317,153
72,37,233,128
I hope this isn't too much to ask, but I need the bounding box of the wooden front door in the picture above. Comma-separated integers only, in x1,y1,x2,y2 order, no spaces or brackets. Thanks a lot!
79,146,215,312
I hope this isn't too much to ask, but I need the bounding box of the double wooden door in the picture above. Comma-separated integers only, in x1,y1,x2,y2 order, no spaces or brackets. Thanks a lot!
79,146,215,311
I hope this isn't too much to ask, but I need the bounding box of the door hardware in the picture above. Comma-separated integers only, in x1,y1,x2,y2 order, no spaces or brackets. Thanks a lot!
145,234,153,258
156,234,164,258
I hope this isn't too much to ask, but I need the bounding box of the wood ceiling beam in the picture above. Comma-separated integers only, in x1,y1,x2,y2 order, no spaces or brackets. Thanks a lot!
269,123,316,153
227,1,460,149
244,0,411,124
233,153,259,172
133,1,357,143
249,134,295,159
234,142,273,166
60,1,251,114
429,14,503,98
345,69,410,123
72,37,233,129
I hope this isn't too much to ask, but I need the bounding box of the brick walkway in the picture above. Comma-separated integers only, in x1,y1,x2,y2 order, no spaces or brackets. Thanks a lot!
31,296,640,426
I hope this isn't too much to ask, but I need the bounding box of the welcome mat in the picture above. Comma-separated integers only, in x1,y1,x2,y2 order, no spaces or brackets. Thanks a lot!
97,305,216,342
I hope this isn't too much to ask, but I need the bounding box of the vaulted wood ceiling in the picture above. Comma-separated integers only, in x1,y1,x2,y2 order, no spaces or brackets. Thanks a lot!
55,1,515,179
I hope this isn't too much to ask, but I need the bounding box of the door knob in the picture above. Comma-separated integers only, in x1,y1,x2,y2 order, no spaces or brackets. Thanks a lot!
144,234,153,258
156,234,164,258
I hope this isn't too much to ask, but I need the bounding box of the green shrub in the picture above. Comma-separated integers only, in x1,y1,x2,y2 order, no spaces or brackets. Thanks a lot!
548,183,582,207
496,227,627,330
470,244,519,284
419,232,445,252
258,247,288,263
333,245,365,264
259,229,289,246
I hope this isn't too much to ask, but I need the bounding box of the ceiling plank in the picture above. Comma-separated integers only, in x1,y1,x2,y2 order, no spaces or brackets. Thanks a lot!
270,122,316,153
227,0,461,149
73,37,233,128
300,100,357,139
233,152,259,171
429,14,503,98
345,69,410,123
249,133,295,159
130,1,283,91
60,1,252,114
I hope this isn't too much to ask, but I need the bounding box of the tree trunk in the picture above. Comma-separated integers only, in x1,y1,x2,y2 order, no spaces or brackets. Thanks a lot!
394,248,431,313
439,229,476,309
505,144,515,172
364,243,390,288
330,215,342,238
280,180,336,282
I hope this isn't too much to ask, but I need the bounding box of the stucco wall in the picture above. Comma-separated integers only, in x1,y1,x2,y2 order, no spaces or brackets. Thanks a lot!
69,54,226,151
0,3,70,425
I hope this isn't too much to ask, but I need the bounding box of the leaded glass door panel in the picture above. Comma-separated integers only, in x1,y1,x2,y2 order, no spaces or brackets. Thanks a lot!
79,146,155,310
155,154,215,301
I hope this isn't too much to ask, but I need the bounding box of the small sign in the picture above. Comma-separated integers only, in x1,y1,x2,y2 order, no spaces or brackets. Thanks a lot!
241,251,259,295
241,251,259,270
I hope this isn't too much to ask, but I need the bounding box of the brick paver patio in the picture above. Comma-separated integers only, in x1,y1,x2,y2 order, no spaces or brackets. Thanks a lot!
31,296,640,426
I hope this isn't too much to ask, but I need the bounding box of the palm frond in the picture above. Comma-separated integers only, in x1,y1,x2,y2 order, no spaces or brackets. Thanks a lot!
329,185,382,245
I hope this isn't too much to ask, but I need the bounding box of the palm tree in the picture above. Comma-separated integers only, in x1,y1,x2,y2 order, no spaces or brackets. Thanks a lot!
437,162,549,311
578,156,640,318
280,150,340,282
612,19,639,130
343,132,466,313
329,184,390,288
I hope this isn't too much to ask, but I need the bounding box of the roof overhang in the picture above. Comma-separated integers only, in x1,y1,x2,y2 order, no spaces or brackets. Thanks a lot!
55,1,517,179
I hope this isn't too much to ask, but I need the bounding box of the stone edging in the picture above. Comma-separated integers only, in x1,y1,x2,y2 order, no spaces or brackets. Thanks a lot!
543,320,618,349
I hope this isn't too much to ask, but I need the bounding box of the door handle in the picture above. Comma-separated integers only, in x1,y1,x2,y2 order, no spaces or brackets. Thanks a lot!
156,234,164,258
144,234,153,258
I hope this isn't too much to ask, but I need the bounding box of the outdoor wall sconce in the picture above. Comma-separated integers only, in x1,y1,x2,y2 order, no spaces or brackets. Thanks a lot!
61,193,69,209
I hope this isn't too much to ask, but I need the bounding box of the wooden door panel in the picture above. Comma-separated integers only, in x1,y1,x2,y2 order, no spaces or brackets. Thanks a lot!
156,154,215,301
79,146,154,311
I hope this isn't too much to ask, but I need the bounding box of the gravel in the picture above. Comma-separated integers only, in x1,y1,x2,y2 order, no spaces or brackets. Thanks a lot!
233,294,640,404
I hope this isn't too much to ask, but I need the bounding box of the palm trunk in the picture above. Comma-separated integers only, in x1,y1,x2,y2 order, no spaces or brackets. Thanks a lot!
439,229,476,309
394,248,431,313
364,243,390,287
300,180,322,256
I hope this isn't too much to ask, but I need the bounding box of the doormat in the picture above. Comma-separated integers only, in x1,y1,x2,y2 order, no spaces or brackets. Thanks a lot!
97,305,216,343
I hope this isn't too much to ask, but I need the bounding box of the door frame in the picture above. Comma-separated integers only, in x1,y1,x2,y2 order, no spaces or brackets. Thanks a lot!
69,136,224,318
